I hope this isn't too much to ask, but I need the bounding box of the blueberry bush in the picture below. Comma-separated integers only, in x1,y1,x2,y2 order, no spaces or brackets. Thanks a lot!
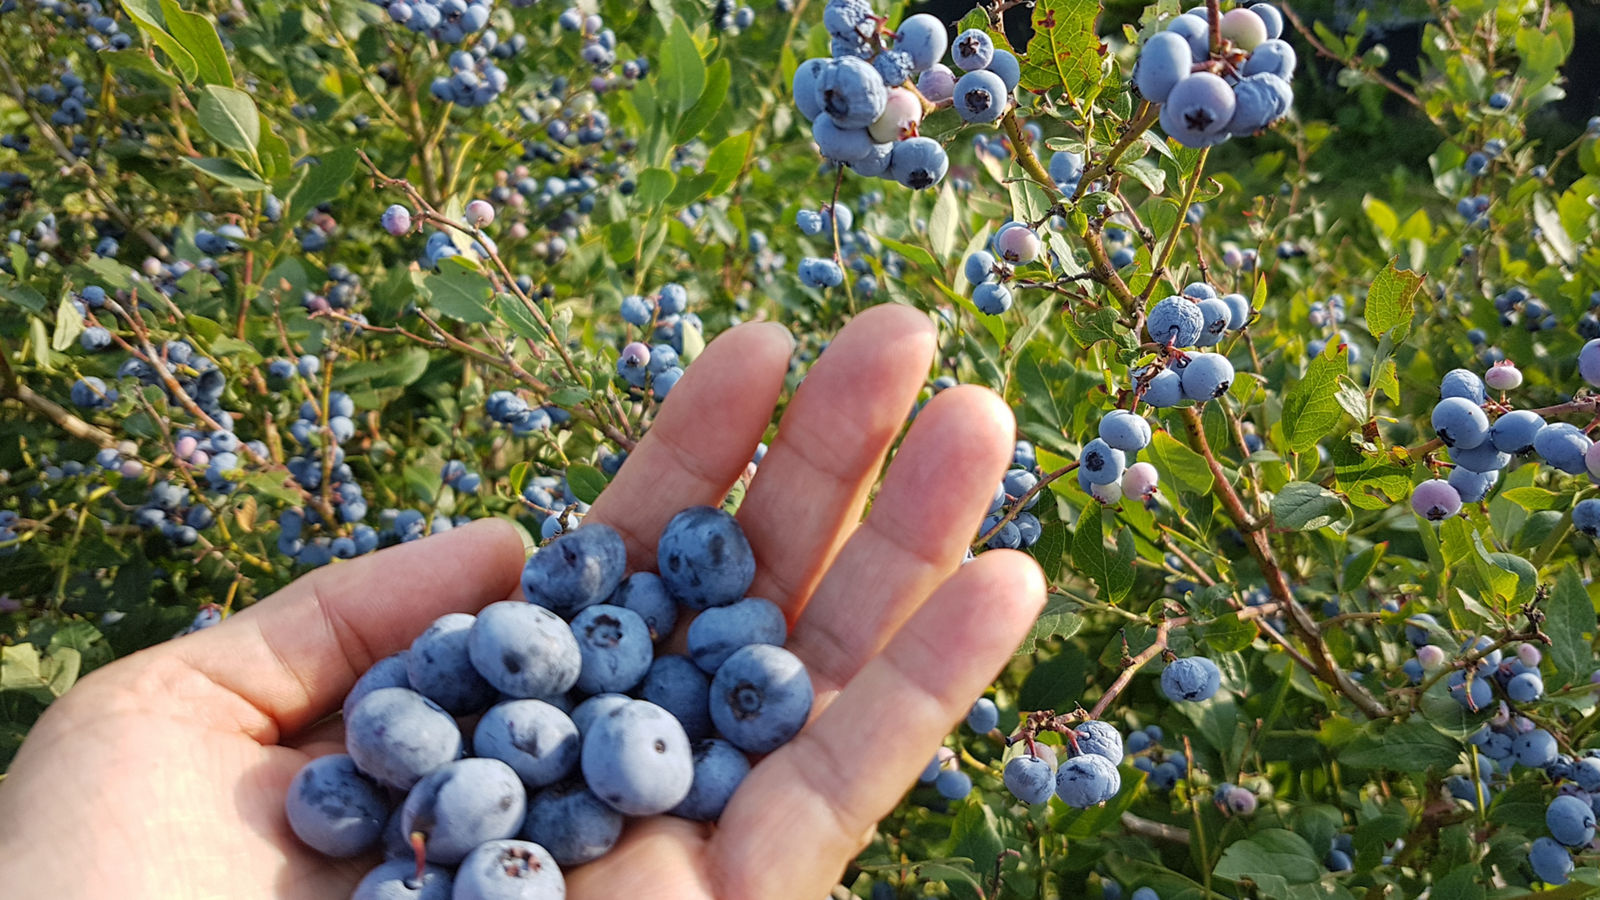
4,0,1600,894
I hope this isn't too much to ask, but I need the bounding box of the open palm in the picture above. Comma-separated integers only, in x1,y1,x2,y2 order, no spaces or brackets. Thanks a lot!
0,305,1044,899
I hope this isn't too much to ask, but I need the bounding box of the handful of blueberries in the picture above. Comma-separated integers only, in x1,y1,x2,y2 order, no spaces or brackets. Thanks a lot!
283,506,813,898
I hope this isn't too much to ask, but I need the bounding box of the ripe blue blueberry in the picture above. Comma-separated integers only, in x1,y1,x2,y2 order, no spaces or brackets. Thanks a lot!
345,687,462,790
670,737,752,821
1099,410,1152,452
973,282,1013,315
1004,754,1055,804
1574,499,1600,538
657,505,756,610
887,136,949,189
1529,835,1573,884
521,523,628,617
953,69,1008,123
1161,73,1236,148
1548,794,1596,846
467,601,582,698
1146,296,1204,346
474,700,581,788
521,780,623,866
1055,754,1121,808
1069,720,1124,762
1490,410,1544,454
816,56,886,129
351,860,453,900
284,754,389,857
581,699,695,815
1534,423,1593,474
1431,397,1490,449
709,644,813,753
638,654,713,740
966,697,999,733
1180,352,1234,401
570,604,654,693
1161,656,1221,702
951,28,994,71
407,613,498,715
1079,438,1126,485
1133,31,1192,103
687,596,788,674
400,757,526,865
451,840,565,900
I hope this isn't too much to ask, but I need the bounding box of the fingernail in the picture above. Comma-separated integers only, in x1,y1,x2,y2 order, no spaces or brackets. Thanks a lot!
762,320,796,352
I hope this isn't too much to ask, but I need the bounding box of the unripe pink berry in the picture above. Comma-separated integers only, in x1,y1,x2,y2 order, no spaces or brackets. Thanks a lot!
1484,361,1522,391
1416,644,1446,669
119,460,144,478
175,435,198,459
995,224,1042,264
1517,643,1542,667
1122,461,1160,499
465,199,496,227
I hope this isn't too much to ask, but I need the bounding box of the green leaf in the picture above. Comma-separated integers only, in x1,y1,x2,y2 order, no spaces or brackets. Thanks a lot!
1364,257,1425,341
635,169,675,209
1203,609,1257,653
51,295,84,352
1271,482,1349,531
949,802,1003,872
421,264,495,324
118,0,199,82
0,282,47,313
1017,641,1086,706
1501,486,1564,511
100,48,179,86
333,348,430,390
1147,430,1213,495
565,464,609,504
1017,598,1084,657
657,16,706,118
1071,509,1134,603
1432,865,1486,900
1018,0,1106,101
704,132,751,198
929,183,960,260
0,643,80,701
673,57,729,145
182,156,268,191
286,146,357,214
1213,829,1324,896
1281,341,1349,453
1546,568,1594,689
196,85,260,155
496,293,547,341
159,0,232,86
1338,721,1459,771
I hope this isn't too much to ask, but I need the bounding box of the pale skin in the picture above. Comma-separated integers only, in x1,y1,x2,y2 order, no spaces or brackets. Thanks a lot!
0,305,1046,899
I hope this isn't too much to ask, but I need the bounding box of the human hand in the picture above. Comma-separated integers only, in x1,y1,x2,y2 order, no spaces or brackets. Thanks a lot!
0,305,1045,899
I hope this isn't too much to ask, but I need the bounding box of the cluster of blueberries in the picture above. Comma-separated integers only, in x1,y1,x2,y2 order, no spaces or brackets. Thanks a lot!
793,200,907,294
1134,3,1296,149
430,48,513,108
30,69,95,129
556,6,625,71
486,390,570,438
26,0,135,51
709,0,758,32
1409,357,1600,526
370,0,491,44
1131,283,1249,412
283,510,813,897
616,283,693,398
792,4,952,191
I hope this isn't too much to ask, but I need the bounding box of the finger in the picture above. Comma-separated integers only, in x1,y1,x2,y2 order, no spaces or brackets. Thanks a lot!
158,518,525,743
788,385,1016,694
586,320,794,571
740,304,935,616
710,551,1046,898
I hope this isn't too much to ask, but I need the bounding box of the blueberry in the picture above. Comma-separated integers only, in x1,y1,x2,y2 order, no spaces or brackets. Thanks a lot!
1507,672,1544,703
1133,31,1192,103
951,28,994,71
887,136,948,190
953,68,1009,122
1529,836,1573,885
973,282,1013,315
1534,423,1593,474
1575,499,1600,538
569,604,654,693
609,571,677,640
1431,397,1490,449
1055,754,1121,807
1161,657,1222,702
709,644,813,753
451,840,565,900
521,523,627,617
1146,296,1204,346
1514,729,1558,768
345,687,462,790
569,692,631,738
467,601,583,698
670,737,752,821
581,699,695,815
1447,467,1497,504
1548,794,1597,847
1003,754,1055,804
935,767,973,800
407,613,497,714
1181,352,1234,401
400,758,526,865
474,700,581,788
638,654,714,740
687,596,788,674
351,860,454,900
895,13,948,72
1079,438,1126,486
1161,73,1236,148
1069,720,1123,762
815,56,886,129
1242,39,1297,79
284,754,389,857
966,697,999,734
1440,368,1487,404
343,651,413,722
657,505,756,610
